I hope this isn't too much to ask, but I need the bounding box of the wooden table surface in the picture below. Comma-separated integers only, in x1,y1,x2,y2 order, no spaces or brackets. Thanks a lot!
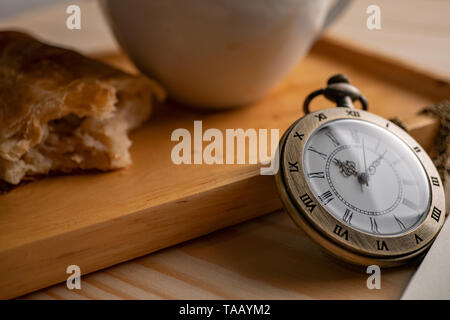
0,0,447,300
22,212,418,300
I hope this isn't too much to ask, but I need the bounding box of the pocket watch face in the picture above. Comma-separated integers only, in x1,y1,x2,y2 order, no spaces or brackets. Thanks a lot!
277,108,445,264
303,118,430,236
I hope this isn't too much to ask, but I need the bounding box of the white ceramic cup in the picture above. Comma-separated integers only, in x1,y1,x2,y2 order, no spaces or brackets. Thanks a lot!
101,0,350,108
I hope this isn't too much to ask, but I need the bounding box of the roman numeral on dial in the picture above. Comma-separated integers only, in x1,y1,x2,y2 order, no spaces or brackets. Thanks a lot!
315,113,327,121
394,215,406,231
374,138,381,151
402,179,416,186
415,234,423,244
431,176,440,187
318,190,334,205
346,110,360,117
299,193,316,213
370,217,379,234
377,240,389,251
343,209,353,225
333,224,349,241
293,131,304,141
325,129,340,147
307,171,324,179
431,206,441,222
307,146,327,160
288,161,299,172
350,129,360,144
402,198,418,211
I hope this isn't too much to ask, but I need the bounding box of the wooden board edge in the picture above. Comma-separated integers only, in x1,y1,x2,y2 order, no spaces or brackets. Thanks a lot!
0,174,282,299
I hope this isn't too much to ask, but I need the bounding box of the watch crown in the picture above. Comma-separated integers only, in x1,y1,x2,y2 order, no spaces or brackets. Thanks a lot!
327,74,350,85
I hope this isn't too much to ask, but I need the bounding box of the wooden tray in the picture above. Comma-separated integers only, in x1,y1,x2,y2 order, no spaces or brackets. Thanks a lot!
0,36,448,299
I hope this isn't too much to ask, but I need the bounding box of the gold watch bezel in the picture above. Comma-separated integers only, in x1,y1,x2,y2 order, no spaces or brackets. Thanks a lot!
275,108,446,266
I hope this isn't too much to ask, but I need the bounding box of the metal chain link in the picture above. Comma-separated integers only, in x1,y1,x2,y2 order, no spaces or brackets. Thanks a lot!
420,101,450,186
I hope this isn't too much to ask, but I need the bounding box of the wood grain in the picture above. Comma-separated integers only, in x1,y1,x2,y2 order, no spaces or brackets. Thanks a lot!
21,211,419,300
1,37,448,299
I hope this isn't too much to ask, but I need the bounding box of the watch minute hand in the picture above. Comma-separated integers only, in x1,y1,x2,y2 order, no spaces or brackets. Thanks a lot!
368,151,387,175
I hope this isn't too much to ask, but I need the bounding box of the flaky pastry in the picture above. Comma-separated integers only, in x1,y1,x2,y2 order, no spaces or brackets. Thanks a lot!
0,31,165,184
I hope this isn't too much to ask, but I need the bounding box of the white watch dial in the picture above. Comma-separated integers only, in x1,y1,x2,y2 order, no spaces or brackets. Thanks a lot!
302,119,431,236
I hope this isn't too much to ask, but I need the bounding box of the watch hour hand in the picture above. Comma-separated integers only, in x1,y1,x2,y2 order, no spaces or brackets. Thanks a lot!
334,158,369,192
333,158,358,177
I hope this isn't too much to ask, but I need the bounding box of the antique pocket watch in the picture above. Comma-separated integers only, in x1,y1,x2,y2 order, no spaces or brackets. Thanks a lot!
275,74,446,267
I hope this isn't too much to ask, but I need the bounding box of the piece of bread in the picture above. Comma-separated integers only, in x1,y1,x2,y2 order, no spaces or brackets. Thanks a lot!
0,31,165,185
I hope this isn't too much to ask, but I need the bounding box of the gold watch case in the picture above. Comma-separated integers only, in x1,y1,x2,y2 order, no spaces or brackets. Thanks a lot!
275,108,446,267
